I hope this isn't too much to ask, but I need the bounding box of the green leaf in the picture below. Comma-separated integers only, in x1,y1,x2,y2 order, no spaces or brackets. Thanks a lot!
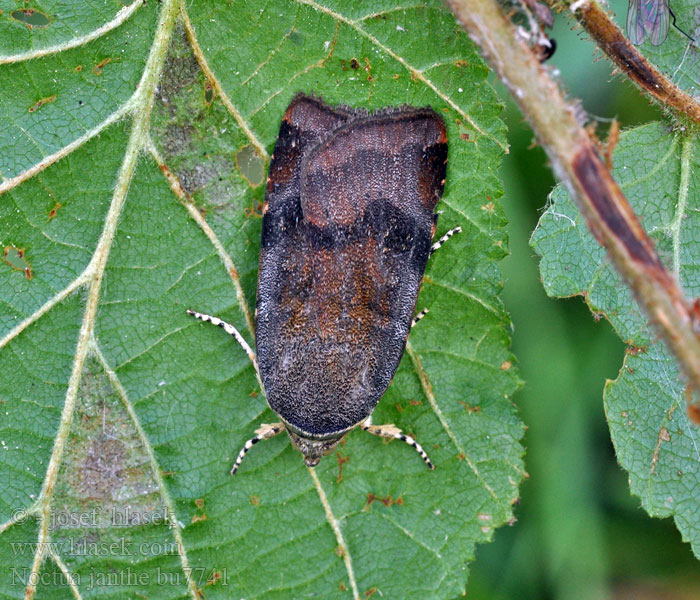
0,1,524,598
531,122,700,557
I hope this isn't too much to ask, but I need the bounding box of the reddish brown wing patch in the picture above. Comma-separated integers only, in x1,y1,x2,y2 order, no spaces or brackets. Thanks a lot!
256,95,447,438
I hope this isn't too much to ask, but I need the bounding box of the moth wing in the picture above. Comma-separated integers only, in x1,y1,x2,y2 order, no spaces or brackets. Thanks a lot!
627,0,647,44
258,105,447,437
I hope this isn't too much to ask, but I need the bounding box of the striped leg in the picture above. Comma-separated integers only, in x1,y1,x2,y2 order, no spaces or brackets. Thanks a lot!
361,420,434,470
430,226,462,257
186,309,258,368
411,308,428,328
230,423,285,475
412,226,462,330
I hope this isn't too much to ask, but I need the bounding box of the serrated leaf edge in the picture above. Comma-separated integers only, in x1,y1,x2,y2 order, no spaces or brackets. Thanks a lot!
292,0,507,152
0,1,521,595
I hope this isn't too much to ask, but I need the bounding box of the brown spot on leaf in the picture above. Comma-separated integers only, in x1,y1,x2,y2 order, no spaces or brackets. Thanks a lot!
335,451,350,483
92,58,112,76
28,95,57,113
686,386,700,424
363,57,373,82
365,493,403,509
250,495,260,506
651,427,671,474
459,400,480,413
48,202,62,220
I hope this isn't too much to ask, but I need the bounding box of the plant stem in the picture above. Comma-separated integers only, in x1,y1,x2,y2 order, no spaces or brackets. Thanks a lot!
446,0,700,394
565,0,700,124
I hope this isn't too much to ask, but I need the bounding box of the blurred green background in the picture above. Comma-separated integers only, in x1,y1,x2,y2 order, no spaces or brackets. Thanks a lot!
467,1,700,598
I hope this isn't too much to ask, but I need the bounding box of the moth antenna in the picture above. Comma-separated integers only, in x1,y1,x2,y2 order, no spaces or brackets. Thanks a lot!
362,422,434,469
430,226,462,256
187,309,258,368
411,308,429,328
230,423,285,475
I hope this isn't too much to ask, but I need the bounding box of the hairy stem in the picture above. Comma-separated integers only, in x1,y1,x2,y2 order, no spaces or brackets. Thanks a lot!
564,0,700,124
446,0,700,394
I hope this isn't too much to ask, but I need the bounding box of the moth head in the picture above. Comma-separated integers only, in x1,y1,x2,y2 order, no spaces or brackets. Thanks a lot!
285,427,346,467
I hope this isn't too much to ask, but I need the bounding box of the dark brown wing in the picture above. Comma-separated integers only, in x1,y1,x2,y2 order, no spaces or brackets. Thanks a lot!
256,98,447,437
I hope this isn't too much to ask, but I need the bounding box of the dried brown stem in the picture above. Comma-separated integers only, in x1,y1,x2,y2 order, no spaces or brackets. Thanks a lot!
567,0,700,124
446,0,700,392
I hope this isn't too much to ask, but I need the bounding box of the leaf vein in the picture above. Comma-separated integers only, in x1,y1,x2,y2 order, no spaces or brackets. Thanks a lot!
181,7,270,160
294,0,506,150
0,102,133,195
405,341,501,503
0,1,144,65
309,468,360,600
17,2,184,597
93,340,199,600
426,279,500,315
671,135,692,277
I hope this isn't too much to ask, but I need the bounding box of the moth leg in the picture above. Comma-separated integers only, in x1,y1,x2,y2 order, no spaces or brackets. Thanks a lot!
429,226,462,257
361,419,435,470
411,308,429,328
186,309,258,368
413,226,462,329
231,423,285,475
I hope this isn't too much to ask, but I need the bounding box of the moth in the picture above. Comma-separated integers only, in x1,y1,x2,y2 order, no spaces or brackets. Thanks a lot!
189,94,458,474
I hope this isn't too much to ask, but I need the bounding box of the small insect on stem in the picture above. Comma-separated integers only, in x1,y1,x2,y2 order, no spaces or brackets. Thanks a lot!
626,0,696,46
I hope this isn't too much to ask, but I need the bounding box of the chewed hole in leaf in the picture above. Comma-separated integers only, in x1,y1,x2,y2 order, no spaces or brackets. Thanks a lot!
10,9,51,28
3,246,32,279
235,145,265,187
203,80,214,106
